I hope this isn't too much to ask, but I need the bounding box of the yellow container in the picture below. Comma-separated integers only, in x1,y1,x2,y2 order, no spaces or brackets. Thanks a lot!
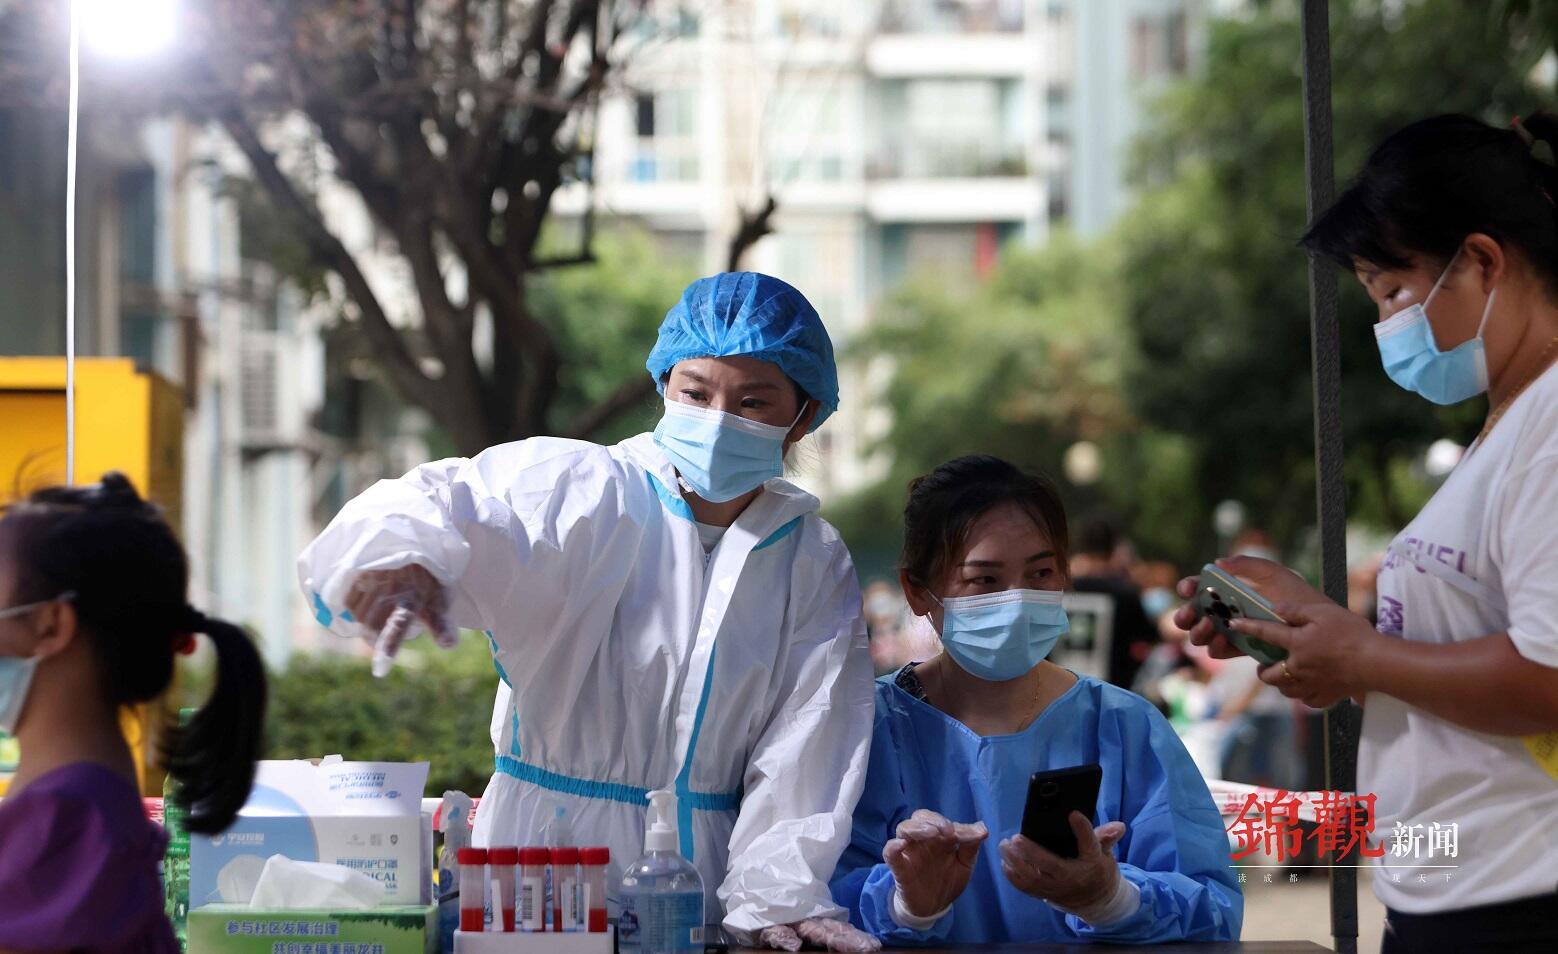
0,357,185,794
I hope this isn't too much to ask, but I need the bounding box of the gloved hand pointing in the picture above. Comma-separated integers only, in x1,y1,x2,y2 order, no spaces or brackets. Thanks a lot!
344,565,458,676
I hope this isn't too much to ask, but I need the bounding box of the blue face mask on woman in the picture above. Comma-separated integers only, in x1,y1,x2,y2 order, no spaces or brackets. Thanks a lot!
1375,246,1497,406
653,399,802,503
931,588,1069,682
0,593,72,735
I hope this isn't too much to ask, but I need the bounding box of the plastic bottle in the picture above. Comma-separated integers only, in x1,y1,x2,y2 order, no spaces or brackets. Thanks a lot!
551,846,581,932
489,847,519,932
457,848,487,933
580,847,610,933
618,790,704,954
163,707,195,953
519,848,549,932
436,791,474,952
541,805,572,930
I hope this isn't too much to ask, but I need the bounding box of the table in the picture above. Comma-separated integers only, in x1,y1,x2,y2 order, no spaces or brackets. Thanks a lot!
740,945,1330,954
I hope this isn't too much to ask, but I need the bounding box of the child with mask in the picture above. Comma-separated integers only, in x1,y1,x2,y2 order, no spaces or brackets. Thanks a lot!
0,474,267,952
831,456,1241,945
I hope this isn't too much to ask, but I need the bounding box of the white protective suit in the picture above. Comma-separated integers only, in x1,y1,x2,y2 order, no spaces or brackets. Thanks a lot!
298,432,875,935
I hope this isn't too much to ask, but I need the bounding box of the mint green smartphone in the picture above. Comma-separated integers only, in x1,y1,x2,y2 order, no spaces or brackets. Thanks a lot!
1192,564,1290,667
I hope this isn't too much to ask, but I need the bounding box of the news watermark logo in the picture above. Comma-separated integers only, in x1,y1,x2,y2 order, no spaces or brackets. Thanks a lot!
1220,789,1459,884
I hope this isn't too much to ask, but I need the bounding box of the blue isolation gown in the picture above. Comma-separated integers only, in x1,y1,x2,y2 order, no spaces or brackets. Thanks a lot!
831,670,1242,944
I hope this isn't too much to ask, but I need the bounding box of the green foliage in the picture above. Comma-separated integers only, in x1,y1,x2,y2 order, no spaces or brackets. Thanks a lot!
836,0,1553,575
531,227,700,445
1120,0,1545,544
826,235,1147,578
265,636,502,797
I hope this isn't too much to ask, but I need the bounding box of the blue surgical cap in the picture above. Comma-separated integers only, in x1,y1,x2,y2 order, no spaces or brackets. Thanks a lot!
646,272,839,430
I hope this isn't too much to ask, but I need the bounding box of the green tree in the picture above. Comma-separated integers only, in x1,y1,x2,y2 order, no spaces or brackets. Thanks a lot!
530,227,700,446
1120,0,1550,549
266,637,501,797
826,236,1179,578
2,0,744,455
836,0,1554,574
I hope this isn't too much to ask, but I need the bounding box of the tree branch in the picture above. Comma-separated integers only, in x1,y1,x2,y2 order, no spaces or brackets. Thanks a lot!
728,195,779,271
216,105,440,415
530,252,598,270
569,375,658,440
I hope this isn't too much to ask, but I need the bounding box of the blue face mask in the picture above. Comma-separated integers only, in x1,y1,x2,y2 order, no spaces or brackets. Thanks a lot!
652,400,801,504
932,588,1069,682
1375,247,1496,406
0,594,71,735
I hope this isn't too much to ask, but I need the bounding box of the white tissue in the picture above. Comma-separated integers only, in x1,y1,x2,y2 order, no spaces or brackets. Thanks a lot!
248,854,384,910
215,854,269,904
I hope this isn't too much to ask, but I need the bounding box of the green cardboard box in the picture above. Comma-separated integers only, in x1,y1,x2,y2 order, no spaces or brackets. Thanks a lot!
187,905,437,954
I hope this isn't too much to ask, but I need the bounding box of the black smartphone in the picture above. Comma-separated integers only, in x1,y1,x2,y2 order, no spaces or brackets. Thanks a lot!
702,923,729,954
1021,764,1103,858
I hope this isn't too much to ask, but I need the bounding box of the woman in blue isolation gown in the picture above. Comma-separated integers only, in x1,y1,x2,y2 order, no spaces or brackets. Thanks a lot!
831,456,1242,944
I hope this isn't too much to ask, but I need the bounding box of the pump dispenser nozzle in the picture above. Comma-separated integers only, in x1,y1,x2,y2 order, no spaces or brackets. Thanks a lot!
645,789,679,853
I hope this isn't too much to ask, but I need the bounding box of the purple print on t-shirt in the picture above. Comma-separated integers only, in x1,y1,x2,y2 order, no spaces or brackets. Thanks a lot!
1377,596,1405,637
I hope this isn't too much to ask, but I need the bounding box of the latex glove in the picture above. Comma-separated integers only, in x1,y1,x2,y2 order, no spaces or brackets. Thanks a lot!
757,920,882,953
883,809,989,920
1173,555,1329,660
757,925,804,951
796,918,883,952
344,565,458,675
1000,813,1127,915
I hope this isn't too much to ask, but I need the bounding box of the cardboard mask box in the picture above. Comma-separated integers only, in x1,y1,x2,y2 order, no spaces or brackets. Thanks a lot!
191,761,432,907
187,904,437,954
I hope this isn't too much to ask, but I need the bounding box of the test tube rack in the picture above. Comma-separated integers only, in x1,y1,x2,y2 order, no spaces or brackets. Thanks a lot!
454,928,615,954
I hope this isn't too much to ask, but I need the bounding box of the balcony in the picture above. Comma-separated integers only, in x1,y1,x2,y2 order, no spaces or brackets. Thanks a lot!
866,142,1040,224
867,142,1030,180
867,177,1042,224
879,0,1025,35
866,32,1036,78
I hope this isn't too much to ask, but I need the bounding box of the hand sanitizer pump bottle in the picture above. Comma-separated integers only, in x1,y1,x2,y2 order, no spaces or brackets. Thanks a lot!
617,790,704,954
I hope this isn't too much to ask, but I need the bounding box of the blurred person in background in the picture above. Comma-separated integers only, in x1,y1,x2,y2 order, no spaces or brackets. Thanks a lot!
1069,516,1159,690
863,579,912,676
1127,561,1191,706
1212,531,1302,791
1349,552,1385,624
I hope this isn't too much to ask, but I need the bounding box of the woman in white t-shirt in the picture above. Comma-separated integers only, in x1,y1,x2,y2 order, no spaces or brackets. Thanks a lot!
1177,113,1558,953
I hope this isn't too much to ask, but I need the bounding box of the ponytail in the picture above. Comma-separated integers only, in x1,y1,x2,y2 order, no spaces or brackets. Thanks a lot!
168,615,267,834
1,473,268,834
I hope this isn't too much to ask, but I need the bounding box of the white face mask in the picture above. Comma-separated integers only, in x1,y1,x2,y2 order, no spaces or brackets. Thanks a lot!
0,592,75,735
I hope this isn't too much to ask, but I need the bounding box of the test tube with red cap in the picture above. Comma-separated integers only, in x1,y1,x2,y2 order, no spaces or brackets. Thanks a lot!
550,847,581,932
580,847,610,933
488,847,519,932
519,847,550,932
457,847,487,933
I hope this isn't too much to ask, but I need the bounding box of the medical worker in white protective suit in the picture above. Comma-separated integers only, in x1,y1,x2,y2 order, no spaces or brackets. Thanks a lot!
298,273,879,952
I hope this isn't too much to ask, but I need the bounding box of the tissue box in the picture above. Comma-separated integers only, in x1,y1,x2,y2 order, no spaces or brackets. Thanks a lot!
191,815,429,906
187,904,437,954
191,761,432,908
